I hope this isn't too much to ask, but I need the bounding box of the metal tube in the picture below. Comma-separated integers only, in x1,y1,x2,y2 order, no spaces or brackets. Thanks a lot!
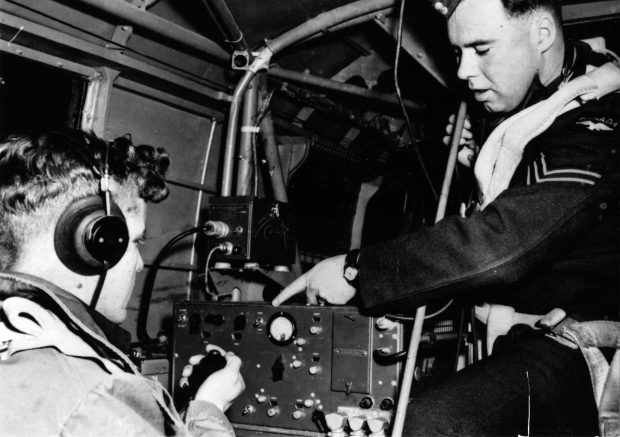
298,7,395,44
391,100,468,437
221,71,254,196
75,0,229,61
200,0,248,52
269,67,424,111
186,119,218,299
436,100,467,222
261,110,288,202
267,0,396,53
222,0,398,196
236,77,258,195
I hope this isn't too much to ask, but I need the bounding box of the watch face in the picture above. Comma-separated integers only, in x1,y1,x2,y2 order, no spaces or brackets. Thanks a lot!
344,267,357,281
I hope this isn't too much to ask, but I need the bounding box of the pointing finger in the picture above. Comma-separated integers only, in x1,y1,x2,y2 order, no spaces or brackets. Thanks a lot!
306,290,319,305
272,274,308,306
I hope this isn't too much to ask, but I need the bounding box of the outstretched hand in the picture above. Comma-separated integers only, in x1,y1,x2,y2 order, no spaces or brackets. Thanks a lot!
272,254,357,306
194,345,245,412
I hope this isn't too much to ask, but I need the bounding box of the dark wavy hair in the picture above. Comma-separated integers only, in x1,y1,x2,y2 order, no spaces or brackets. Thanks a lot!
0,128,170,268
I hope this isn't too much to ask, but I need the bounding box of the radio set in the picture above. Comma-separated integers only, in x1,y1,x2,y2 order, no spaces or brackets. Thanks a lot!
172,302,405,436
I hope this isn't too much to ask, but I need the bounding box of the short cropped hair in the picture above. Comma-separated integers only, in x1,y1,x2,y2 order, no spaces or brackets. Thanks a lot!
501,0,562,21
0,129,170,269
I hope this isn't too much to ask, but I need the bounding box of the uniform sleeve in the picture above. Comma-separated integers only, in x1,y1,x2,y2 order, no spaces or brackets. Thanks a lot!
185,400,236,437
357,97,620,312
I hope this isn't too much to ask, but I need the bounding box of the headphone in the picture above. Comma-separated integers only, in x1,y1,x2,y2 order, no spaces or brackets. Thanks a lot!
52,134,130,277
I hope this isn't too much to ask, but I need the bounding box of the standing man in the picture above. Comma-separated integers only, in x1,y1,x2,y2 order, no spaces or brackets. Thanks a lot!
0,129,244,436
274,0,620,434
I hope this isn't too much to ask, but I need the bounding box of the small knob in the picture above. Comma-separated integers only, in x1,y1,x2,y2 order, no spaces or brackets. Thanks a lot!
295,338,307,346
303,398,314,408
242,405,255,416
308,365,321,375
292,410,305,420
380,397,395,410
253,317,265,328
292,360,303,369
309,326,322,335
267,407,280,417
375,316,397,331
255,394,268,403
359,396,374,409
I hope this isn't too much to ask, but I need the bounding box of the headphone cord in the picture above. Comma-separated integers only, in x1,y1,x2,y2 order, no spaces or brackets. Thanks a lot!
137,225,209,343
90,260,110,310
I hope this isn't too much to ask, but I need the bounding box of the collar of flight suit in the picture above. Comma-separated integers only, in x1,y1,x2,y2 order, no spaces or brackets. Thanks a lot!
474,61,620,209
0,270,136,374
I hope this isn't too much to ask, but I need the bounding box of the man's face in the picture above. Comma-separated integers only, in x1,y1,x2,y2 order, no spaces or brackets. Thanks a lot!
95,196,146,324
448,0,540,113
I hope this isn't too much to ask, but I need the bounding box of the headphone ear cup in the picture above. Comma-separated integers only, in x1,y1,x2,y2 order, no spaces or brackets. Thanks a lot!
54,196,129,275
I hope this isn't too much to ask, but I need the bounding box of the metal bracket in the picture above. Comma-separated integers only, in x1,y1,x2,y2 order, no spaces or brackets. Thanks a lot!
81,67,120,137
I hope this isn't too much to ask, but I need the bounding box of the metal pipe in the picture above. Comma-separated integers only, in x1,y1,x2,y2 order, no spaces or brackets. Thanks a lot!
298,7,395,45
186,119,218,299
200,0,248,52
391,100,468,437
261,110,288,202
436,100,467,222
222,0,398,196
269,67,424,111
236,77,258,195
221,72,254,196
75,0,229,61
267,0,396,53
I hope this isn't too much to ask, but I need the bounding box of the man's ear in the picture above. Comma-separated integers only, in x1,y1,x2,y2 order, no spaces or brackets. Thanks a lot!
534,12,557,53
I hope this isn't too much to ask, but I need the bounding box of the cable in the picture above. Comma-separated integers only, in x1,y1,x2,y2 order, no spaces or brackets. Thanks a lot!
393,0,438,201
89,260,109,309
137,225,209,342
204,245,224,299
385,298,454,321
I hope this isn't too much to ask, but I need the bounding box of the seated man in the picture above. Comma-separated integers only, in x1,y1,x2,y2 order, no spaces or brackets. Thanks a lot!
274,0,620,434
0,129,244,436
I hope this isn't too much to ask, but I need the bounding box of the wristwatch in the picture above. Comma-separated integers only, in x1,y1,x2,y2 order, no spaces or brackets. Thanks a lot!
343,249,360,288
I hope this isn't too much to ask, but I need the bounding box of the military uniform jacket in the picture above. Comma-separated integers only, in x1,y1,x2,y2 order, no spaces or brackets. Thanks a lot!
357,43,620,322
0,271,234,437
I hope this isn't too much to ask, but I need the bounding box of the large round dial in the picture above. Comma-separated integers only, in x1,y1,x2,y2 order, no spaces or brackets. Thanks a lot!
267,312,297,345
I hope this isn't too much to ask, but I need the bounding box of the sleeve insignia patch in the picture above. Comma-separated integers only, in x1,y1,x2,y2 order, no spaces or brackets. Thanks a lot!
576,116,616,132
527,153,602,186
